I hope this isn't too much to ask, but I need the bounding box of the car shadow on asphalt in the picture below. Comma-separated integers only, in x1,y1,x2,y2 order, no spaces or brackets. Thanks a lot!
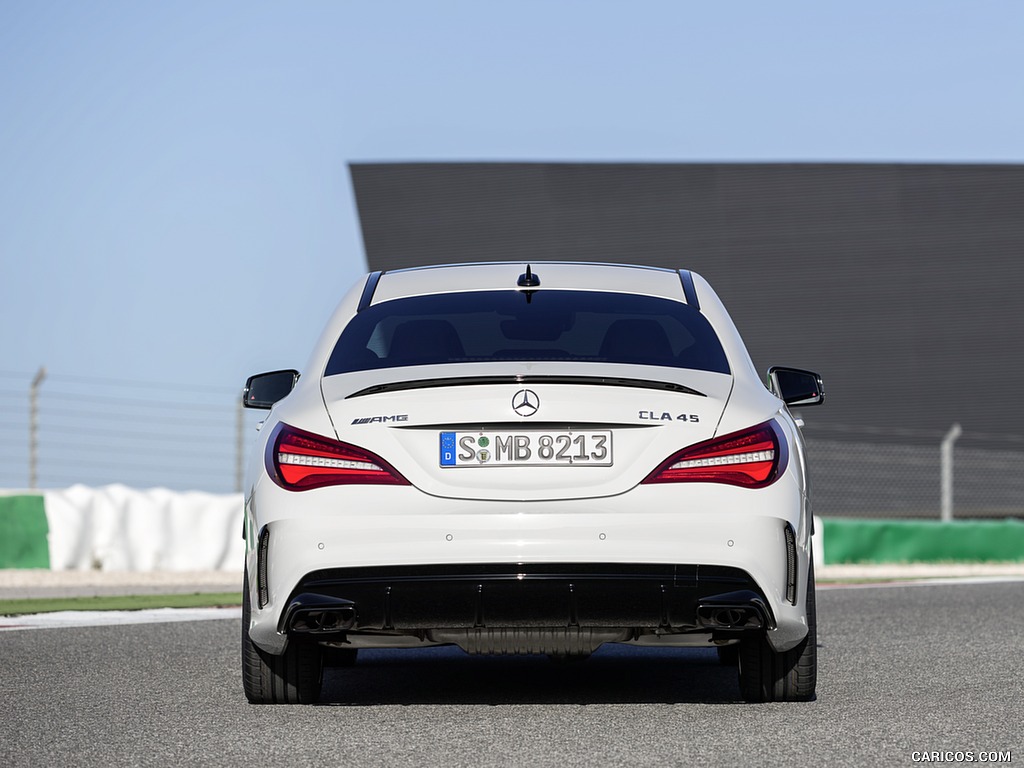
318,645,742,705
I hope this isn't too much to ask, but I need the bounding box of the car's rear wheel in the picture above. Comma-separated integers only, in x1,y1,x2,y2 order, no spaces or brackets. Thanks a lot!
737,558,817,702
241,572,323,704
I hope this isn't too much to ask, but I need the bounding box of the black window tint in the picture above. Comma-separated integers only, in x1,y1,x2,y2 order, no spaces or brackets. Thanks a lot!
325,291,730,375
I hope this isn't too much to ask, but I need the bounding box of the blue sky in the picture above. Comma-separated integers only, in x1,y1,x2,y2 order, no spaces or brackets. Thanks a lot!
3,1,1023,389
1,2,1023,488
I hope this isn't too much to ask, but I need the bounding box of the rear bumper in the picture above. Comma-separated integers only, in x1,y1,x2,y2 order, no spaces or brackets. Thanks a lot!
250,555,807,656
245,480,812,656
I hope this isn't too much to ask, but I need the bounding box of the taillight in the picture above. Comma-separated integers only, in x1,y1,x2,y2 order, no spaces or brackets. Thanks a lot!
267,423,409,491
642,420,787,488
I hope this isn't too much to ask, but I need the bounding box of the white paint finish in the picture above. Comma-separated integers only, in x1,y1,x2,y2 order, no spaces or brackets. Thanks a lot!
371,262,688,305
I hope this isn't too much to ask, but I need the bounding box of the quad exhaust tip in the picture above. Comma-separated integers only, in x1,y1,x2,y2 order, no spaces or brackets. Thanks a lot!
698,605,762,629
282,593,357,634
696,590,772,630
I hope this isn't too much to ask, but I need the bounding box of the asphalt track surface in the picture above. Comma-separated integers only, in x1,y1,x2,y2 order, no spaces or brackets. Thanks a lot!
2,581,1021,768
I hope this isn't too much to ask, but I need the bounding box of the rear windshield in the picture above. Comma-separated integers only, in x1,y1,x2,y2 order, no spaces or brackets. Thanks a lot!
325,290,730,376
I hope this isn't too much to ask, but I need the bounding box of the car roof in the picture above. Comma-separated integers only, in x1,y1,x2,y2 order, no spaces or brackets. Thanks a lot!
367,262,698,307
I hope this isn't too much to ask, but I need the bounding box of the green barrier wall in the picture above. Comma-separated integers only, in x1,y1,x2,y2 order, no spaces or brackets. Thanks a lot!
823,517,1024,564
0,495,50,569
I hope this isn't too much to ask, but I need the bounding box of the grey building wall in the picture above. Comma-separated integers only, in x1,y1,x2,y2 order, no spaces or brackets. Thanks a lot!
350,162,1024,447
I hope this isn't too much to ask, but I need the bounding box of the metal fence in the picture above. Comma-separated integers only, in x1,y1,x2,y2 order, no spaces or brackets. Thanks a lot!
2,369,1022,518
803,423,1024,520
0,369,256,494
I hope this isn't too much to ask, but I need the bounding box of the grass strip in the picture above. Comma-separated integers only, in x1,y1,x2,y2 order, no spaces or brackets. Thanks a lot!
816,578,947,585
0,592,241,616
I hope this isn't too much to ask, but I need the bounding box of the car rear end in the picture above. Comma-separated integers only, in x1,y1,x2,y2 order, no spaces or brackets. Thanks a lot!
242,262,818,703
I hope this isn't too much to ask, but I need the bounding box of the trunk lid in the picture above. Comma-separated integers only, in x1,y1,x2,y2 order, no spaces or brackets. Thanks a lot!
320,362,732,501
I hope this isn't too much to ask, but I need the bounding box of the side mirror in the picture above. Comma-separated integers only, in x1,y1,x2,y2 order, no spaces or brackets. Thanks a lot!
768,366,824,407
243,369,299,409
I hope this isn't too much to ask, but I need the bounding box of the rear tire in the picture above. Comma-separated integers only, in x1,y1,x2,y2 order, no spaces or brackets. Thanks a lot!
737,558,817,702
242,572,323,704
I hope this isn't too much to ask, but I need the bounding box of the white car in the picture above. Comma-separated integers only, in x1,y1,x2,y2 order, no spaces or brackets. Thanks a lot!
241,262,824,704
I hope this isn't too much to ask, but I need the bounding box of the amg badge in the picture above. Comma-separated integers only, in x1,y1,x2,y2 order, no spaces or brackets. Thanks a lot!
351,414,409,425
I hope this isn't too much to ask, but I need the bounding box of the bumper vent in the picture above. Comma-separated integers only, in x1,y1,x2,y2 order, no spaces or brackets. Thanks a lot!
257,526,270,609
784,522,797,605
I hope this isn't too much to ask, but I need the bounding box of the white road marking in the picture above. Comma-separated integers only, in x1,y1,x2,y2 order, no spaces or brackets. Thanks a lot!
0,606,239,631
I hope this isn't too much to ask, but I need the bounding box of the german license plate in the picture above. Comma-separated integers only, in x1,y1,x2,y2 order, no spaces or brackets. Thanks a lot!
439,430,612,467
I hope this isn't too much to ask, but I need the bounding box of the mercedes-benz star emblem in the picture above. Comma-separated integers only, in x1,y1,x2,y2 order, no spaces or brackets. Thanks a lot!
511,389,540,417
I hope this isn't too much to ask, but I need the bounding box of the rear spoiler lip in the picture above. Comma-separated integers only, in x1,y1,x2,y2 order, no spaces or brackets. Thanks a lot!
345,374,707,399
